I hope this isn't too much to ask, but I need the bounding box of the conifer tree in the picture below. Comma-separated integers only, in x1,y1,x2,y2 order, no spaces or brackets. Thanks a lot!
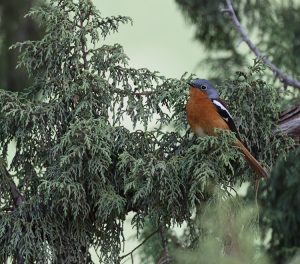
0,0,292,263
260,147,300,264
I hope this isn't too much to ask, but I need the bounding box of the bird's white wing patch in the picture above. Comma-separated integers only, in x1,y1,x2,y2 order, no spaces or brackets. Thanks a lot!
211,99,242,141
212,99,233,119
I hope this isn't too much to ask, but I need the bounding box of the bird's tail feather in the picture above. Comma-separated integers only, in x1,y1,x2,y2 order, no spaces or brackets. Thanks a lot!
236,140,268,179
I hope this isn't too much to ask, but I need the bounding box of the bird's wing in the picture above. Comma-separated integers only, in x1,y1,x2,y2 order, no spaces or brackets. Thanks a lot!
211,99,241,141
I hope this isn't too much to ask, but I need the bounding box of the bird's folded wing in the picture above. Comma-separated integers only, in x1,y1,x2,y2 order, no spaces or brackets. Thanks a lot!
211,99,241,141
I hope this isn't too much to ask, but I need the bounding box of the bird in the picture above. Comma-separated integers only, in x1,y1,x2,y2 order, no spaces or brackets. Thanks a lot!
186,79,268,179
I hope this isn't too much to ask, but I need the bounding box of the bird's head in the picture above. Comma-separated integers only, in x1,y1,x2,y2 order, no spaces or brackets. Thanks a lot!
187,79,219,99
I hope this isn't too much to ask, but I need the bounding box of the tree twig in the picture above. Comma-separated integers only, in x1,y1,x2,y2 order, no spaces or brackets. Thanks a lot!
79,5,90,71
9,179,25,207
157,226,171,264
225,0,300,89
119,228,159,261
0,158,24,208
112,87,155,97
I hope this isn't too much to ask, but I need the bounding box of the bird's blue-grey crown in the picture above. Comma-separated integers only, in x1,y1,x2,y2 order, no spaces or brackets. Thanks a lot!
188,79,219,99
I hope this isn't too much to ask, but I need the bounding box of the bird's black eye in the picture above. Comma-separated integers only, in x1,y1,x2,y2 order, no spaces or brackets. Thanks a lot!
201,85,207,90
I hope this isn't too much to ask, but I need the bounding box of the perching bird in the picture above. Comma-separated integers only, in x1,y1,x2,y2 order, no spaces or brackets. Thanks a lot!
186,79,268,179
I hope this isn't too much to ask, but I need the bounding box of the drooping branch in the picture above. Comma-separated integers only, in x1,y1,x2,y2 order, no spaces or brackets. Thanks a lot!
9,179,25,208
112,87,154,97
119,228,160,262
224,0,300,89
0,158,24,208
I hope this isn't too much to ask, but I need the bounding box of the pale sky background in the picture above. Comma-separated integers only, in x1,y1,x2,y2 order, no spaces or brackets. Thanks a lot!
97,0,205,78
92,1,204,263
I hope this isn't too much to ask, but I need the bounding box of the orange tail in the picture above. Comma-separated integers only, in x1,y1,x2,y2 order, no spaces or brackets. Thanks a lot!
236,140,268,179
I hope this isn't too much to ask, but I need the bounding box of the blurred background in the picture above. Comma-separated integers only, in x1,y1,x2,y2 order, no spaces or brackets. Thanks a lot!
3,0,299,106
0,0,205,92
1,0,300,263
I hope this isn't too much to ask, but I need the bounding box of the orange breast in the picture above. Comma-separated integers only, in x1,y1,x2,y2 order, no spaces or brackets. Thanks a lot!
186,88,229,136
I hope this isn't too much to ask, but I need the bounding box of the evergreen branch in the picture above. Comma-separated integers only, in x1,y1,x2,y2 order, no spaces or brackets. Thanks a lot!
112,87,154,97
119,228,159,261
79,6,90,70
225,0,300,89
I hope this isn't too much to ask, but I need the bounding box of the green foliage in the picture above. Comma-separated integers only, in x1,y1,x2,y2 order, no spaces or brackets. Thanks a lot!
0,0,191,262
221,60,293,167
137,219,163,263
174,0,270,52
137,60,293,263
258,2,300,78
175,0,300,106
260,147,300,264
174,0,270,77
0,0,293,263
175,192,270,264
